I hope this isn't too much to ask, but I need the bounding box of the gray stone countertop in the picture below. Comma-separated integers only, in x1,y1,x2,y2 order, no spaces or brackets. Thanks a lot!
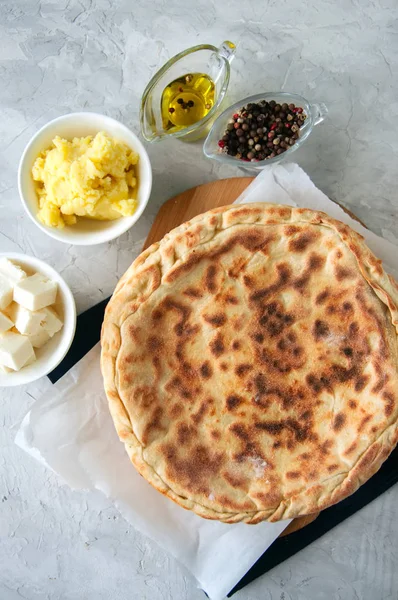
1,1,398,599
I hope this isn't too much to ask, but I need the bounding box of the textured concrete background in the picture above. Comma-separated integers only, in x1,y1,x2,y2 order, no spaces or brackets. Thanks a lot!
1,1,398,598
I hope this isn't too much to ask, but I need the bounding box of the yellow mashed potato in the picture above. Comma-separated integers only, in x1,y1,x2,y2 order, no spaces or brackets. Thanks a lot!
32,131,139,228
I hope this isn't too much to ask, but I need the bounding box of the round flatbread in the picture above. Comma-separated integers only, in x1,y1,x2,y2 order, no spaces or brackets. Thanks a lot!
101,203,398,523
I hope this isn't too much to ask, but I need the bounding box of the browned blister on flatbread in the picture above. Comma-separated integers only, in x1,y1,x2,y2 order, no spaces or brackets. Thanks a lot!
101,203,398,523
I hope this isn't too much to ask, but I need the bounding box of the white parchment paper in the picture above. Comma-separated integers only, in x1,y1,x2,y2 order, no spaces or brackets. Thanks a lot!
16,163,398,600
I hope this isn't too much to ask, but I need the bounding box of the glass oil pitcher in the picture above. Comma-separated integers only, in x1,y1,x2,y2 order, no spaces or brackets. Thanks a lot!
140,41,236,143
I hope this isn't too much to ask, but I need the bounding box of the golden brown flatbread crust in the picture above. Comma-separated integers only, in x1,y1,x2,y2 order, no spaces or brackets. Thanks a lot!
101,203,398,523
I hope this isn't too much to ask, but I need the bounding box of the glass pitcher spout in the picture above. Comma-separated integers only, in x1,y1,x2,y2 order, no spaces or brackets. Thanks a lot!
218,41,236,64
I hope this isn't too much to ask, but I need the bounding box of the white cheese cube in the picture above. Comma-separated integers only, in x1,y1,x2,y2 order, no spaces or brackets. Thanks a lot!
0,332,35,370
0,311,13,333
0,258,26,284
41,307,63,337
27,327,51,349
0,352,35,373
23,352,36,367
14,273,57,311
0,274,13,310
7,303,46,336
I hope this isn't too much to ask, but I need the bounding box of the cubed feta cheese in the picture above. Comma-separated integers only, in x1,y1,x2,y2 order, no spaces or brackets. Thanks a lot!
0,258,26,284
0,274,13,310
27,327,51,349
0,332,35,370
7,303,46,336
0,352,35,373
0,311,13,333
41,306,63,337
14,273,57,311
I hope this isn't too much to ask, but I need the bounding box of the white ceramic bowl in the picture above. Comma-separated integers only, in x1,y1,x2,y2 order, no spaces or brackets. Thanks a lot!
0,253,76,387
18,112,152,245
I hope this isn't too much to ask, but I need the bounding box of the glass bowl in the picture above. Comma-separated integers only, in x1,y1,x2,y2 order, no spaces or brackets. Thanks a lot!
203,92,327,170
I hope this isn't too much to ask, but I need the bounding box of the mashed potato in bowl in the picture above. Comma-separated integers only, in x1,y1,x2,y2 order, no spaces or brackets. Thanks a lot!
32,132,139,228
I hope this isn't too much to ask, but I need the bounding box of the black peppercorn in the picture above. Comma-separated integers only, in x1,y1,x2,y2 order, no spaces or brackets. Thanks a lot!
217,99,305,162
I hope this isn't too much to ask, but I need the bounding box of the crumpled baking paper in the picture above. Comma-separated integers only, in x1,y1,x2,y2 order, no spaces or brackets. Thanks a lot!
16,163,398,600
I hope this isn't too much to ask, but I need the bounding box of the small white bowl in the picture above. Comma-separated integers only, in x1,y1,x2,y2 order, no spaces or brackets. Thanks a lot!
0,253,76,387
18,112,152,245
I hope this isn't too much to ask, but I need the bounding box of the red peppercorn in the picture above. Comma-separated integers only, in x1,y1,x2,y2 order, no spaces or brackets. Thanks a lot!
233,113,239,119
218,140,225,148
270,123,278,131
296,107,303,114
285,123,291,128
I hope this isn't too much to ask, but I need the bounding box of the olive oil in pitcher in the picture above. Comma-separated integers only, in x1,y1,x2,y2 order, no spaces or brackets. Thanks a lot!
161,73,215,132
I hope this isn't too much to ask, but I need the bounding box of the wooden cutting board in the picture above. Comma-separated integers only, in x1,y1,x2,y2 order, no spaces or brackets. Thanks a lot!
143,177,322,535
144,178,253,250
144,177,364,251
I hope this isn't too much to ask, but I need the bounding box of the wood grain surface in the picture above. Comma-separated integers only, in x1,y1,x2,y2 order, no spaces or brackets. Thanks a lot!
143,177,364,251
143,178,253,250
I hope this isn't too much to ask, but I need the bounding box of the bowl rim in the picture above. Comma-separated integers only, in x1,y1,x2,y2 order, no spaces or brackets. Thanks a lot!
203,91,314,168
18,112,153,246
0,252,77,387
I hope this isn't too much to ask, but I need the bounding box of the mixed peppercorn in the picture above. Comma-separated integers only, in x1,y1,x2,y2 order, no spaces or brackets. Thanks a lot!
218,100,306,162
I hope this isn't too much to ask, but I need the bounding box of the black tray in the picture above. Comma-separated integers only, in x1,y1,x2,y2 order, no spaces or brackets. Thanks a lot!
49,299,398,597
